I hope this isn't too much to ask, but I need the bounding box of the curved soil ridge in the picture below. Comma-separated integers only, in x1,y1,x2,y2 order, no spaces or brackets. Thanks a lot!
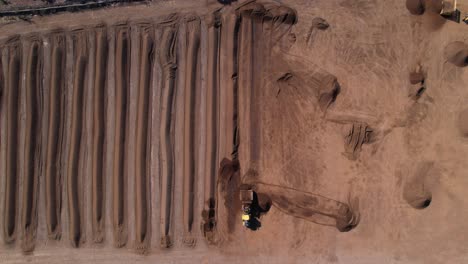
134,24,154,254
21,38,43,253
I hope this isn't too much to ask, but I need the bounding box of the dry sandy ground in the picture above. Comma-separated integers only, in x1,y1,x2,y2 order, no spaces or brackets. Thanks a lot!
0,0,468,263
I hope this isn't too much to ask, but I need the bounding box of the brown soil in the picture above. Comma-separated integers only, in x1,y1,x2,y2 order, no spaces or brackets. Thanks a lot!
0,0,467,263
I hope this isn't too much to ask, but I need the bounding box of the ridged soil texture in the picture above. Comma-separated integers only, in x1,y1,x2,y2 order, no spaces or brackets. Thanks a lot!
91,26,108,244
237,3,269,171
182,17,200,247
21,38,43,253
3,39,21,244
247,6,264,167
158,24,178,249
67,30,88,248
112,25,130,248
202,12,220,240
217,12,240,163
237,8,254,176
45,32,66,240
134,25,154,254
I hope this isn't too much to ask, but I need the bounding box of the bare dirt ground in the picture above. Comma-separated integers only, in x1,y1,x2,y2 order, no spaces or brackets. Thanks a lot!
1,0,468,263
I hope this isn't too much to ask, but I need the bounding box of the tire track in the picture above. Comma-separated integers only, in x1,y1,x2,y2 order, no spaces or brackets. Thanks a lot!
249,6,265,167
3,37,21,244
91,25,108,244
253,182,359,232
158,23,178,249
21,38,43,253
134,24,154,254
237,8,253,172
112,25,130,248
45,32,66,240
237,3,268,169
182,16,200,247
67,30,88,248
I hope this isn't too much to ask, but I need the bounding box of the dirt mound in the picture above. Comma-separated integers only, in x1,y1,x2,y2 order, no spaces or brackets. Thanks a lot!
424,0,443,13
406,0,425,15
307,17,329,45
406,0,444,15
311,17,329,30
318,75,341,111
403,162,434,209
444,41,468,67
408,66,426,100
409,71,424,85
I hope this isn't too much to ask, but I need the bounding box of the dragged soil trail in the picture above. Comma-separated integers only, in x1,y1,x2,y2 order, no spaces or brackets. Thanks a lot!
45,32,66,240
202,12,221,240
91,26,108,244
3,38,21,244
134,24,154,253
210,10,241,244
67,30,88,248
112,25,130,248
21,38,42,253
182,16,200,246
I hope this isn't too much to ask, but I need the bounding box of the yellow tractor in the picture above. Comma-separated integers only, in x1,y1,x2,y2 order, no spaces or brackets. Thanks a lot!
240,188,258,230
240,186,266,231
